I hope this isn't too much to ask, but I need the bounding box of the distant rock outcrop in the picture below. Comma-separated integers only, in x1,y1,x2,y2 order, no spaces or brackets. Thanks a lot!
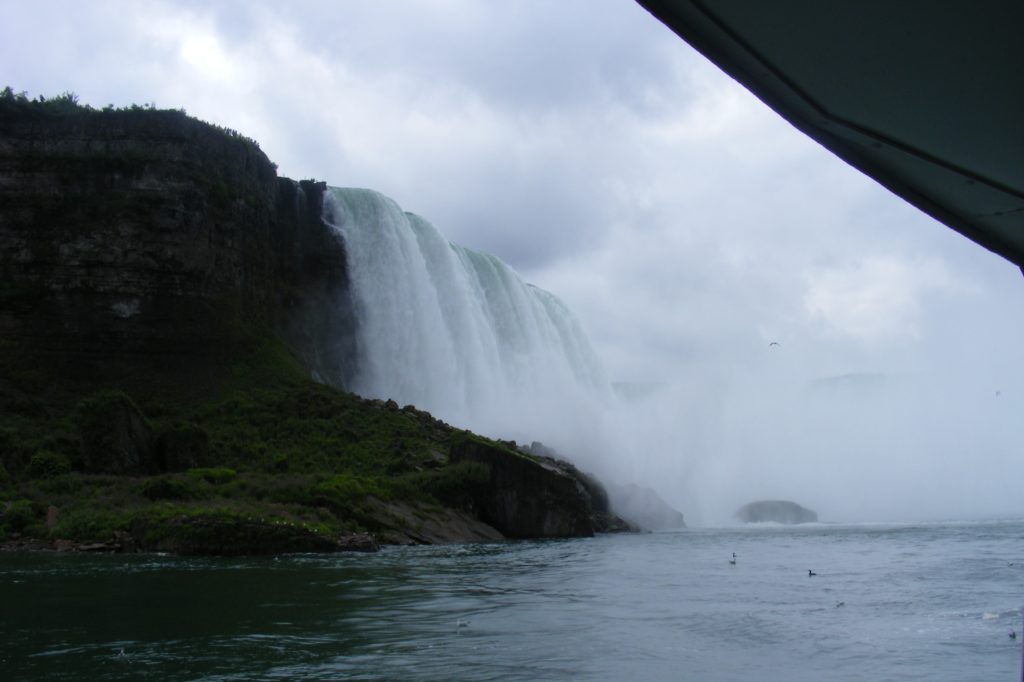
610,484,686,530
735,500,817,524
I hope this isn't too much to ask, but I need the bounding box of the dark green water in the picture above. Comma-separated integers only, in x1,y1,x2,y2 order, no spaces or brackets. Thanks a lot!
2,522,1022,681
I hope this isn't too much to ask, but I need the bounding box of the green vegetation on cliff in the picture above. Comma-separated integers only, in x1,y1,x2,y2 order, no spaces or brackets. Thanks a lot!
0,87,270,164
0,334,497,550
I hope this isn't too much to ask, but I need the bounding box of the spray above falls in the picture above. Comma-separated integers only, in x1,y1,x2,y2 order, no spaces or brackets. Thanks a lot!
322,187,615,450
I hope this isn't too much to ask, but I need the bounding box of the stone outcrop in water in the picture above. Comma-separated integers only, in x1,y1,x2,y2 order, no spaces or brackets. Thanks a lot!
735,500,818,524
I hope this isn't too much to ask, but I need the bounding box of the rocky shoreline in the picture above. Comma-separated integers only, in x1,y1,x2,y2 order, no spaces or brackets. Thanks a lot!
0,527,379,556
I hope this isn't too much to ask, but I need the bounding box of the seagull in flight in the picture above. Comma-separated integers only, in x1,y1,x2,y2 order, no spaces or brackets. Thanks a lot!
768,341,780,348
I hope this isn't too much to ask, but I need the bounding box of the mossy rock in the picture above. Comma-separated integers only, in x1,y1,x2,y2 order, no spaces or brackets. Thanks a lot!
397,461,491,510
74,390,154,474
1,499,37,533
130,512,346,556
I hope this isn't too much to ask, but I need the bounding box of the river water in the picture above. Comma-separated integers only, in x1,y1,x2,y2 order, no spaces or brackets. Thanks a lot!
2,520,1022,681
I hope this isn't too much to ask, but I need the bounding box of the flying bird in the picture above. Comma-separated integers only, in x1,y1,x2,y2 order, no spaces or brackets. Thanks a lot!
769,341,780,347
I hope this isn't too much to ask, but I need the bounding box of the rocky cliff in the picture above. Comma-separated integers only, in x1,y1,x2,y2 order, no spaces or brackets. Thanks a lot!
452,437,597,538
0,95,357,400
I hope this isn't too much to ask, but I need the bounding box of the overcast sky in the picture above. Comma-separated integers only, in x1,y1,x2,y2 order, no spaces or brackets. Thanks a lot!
4,1,1023,521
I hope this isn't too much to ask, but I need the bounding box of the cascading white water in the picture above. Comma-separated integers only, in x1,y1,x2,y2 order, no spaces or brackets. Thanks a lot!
323,187,617,453
323,186,1024,526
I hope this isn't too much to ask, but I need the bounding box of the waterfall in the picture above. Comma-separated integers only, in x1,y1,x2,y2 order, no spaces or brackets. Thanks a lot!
322,187,615,448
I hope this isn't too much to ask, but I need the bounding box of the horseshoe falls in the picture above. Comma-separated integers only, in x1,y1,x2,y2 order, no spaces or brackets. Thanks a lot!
323,187,620,463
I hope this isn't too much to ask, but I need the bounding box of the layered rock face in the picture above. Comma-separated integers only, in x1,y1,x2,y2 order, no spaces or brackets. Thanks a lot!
0,105,356,395
735,500,818,524
451,438,599,538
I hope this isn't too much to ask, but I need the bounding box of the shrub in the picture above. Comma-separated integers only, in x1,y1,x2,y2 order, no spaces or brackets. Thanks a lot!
50,508,128,541
27,450,72,479
399,461,491,508
187,467,237,484
141,476,200,501
301,474,378,510
1,499,36,533
36,475,82,495
270,453,289,473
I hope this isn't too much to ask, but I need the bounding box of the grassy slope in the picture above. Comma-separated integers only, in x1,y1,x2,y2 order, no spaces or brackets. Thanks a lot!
0,333,493,549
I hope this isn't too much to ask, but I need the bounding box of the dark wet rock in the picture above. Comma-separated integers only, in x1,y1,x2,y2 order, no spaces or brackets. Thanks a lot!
129,515,379,556
336,533,379,553
609,484,686,531
0,537,55,552
451,437,594,538
75,390,154,475
735,500,818,524
517,441,638,533
113,530,138,553
153,422,211,472
77,542,113,552
366,498,507,545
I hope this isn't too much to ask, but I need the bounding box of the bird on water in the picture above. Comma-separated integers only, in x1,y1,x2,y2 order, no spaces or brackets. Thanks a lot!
808,569,817,577
729,553,737,565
